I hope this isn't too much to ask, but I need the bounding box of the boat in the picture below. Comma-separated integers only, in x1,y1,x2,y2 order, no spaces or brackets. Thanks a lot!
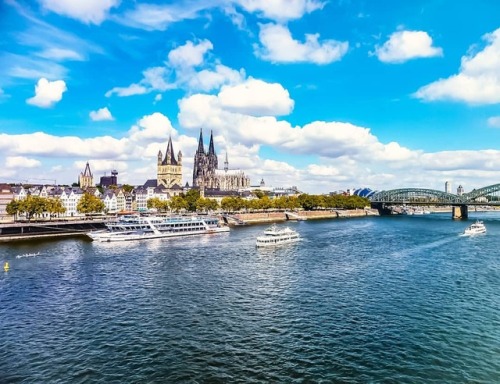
256,224,300,247
461,220,486,236
87,214,230,242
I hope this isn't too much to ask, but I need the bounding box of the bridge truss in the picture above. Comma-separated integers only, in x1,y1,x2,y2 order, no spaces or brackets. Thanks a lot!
370,183,500,206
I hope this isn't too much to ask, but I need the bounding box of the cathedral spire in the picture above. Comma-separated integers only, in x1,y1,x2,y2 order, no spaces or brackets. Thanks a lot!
208,130,215,156
224,152,229,172
197,129,205,154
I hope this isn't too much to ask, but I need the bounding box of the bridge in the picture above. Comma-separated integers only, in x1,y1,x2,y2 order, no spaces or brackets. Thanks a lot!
369,183,500,219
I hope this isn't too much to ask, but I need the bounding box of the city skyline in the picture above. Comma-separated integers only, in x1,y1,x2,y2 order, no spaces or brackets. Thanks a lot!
0,0,499,194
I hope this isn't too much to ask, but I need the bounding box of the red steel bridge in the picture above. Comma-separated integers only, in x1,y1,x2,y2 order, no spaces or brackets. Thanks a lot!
369,183,500,219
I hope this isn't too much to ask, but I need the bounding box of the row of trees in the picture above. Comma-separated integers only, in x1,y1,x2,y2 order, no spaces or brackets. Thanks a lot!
5,191,369,220
147,191,369,213
6,193,105,221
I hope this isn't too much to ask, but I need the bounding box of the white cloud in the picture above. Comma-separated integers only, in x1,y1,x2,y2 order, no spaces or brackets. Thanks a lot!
5,156,41,169
106,83,148,97
168,40,213,68
374,30,443,63
235,0,325,21
37,48,84,61
487,116,500,128
26,77,67,108
40,0,119,24
256,23,348,64
127,112,176,142
89,107,114,121
218,78,294,116
415,28,500,104
117,2,210,31
187,65,245,92
154,94,162,102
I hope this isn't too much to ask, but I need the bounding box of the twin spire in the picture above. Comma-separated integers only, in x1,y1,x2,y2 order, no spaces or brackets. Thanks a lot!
197,129,216,156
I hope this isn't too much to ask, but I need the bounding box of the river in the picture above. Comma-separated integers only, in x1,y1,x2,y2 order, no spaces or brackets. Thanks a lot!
1,213,499,383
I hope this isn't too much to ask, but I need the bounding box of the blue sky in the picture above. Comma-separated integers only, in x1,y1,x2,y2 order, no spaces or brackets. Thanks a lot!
0,0,499,194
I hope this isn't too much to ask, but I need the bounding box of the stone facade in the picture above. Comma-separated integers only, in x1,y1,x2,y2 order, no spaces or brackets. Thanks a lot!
157,136,182,189
79,162,94,188
192,130,250,191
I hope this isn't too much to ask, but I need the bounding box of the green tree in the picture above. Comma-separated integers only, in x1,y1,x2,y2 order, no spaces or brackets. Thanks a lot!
77,192,105,215
121,184,134,193
169,196,188,213
6,199,20,220
183,189,200,212
46,198,66,220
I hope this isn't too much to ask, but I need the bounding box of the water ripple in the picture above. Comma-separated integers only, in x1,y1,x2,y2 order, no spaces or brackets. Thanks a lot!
1,216,499,382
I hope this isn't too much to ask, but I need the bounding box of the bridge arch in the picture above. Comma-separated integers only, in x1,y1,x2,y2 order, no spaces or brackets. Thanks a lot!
463,183,500,202
370,188,463,204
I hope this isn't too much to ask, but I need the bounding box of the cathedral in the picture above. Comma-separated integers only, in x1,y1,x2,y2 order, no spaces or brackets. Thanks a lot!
192,130,250,191
157,136,182,188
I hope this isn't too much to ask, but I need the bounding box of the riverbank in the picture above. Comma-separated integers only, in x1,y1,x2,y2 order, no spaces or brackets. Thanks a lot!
0,220,106,242
232,208,379,225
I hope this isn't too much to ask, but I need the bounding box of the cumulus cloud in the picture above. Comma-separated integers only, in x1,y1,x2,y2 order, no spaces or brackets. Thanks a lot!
89,107,114,121
218,78,294,116
487,116,500,128
374,30,443,63
5,156,41,169
26,77,67,108
415,28,500,104
168,40,213,68
106,39,244,97
127,112,176,142
235,0,325,21
40,0,119,24
256,23,348,64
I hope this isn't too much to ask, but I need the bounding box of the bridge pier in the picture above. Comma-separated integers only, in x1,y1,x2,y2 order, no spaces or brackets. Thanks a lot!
452,205,468,220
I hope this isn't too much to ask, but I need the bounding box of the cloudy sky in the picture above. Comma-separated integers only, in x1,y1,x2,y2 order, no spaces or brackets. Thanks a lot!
0,0,499,194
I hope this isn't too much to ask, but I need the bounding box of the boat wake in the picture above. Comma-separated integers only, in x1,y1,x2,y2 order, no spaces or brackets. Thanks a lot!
16,252,41,259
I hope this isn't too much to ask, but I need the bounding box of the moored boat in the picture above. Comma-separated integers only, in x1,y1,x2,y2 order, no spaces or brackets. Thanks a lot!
87,215,229,242
256,224,300,247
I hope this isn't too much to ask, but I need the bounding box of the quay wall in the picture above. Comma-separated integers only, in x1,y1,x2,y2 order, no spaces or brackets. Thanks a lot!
0,220,106,242
233,209,378,224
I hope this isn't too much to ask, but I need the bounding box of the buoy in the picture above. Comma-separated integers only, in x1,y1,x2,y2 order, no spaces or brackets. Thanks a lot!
3,262,9,272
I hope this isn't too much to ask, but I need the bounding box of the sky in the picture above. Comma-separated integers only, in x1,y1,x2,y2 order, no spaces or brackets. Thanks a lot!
0,0,499,194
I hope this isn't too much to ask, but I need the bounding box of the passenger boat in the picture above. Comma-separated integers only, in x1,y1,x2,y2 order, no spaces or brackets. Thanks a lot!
87,215,229,242
256,224,300,247
461,220,486,236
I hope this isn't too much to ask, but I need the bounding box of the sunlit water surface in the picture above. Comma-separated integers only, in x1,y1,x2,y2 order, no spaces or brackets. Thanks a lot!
1,213,499,383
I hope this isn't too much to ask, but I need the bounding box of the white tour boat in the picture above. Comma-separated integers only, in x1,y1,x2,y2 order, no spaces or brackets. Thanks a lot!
461,220,486,236
87,214,229,242
256,224,300,247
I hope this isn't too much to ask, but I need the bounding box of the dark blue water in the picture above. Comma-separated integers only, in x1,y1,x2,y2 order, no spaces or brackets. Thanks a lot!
1,213,499,383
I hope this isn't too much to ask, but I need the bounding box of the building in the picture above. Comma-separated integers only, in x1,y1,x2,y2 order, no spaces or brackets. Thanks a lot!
79,162,94,188
445,181,451,194
192,129,250,191
100,170,118,188
457,185,464,196
0,184,14,219
157,136,182,189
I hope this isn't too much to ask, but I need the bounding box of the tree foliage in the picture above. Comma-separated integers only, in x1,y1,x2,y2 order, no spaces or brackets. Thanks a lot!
77,192,105,214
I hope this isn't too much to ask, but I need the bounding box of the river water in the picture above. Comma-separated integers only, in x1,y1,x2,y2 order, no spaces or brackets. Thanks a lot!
1,213,499,383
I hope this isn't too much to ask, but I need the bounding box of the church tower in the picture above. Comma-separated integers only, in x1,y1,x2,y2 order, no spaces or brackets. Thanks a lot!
157,136,182,188
193,129,207,187
79,162,94,189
